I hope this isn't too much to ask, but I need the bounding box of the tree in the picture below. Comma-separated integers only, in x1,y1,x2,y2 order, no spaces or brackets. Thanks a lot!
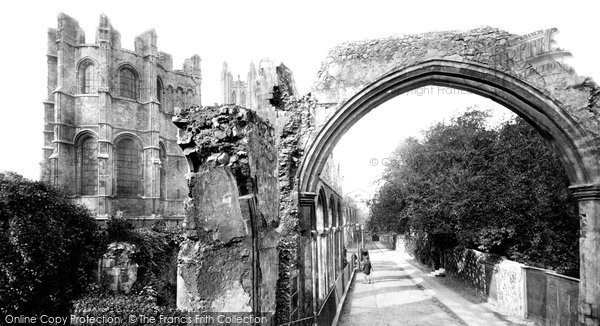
369,110,579,276
0,172,105,316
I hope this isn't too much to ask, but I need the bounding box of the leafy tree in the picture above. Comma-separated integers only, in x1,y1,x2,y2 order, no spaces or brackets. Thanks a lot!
369,110,579,276
0,172,105,316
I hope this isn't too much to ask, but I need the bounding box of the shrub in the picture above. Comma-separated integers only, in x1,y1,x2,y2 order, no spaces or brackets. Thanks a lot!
0,172,105,316
72,286,188,325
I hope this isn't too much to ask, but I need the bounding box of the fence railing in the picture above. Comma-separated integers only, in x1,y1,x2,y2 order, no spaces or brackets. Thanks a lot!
315,256,356,326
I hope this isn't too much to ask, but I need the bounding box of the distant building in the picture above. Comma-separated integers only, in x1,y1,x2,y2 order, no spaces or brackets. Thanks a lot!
221,62,247,106
41,13,201,221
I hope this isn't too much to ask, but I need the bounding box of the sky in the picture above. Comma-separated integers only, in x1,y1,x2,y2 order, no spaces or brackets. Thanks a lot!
0,0,597,195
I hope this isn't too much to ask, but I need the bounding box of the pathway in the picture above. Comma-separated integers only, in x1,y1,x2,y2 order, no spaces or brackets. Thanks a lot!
337,243,521,326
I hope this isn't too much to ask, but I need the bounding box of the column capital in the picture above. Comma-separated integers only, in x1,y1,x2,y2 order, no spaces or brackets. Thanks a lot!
570,184,600,200
299,192,317,205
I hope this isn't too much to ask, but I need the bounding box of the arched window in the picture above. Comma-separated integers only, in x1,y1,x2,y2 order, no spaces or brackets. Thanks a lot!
187,89,194,108
159,143,167,200
79,61,96,94
166,85,174,114
241,91,246,107
157,77,164,103
316,190,328,230
115,137,143,196
231,91,237,104
119,67,137,100
330,196,337,227
175,87,184,109
337,202,343,226
80,137,98,195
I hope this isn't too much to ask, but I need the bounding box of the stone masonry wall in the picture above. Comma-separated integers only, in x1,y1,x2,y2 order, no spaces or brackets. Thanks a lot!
174,105,280,318
444,248,526,317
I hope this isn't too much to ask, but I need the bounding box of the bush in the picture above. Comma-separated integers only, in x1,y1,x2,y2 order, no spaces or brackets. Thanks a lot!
0,172,105,316
72,286,188,325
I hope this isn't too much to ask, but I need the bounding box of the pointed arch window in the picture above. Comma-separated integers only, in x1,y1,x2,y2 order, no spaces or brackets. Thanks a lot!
79,61,96,94
119,67,137,100
159,143,167,200
157,77,164,103
79,136,98,195
115,137,143,196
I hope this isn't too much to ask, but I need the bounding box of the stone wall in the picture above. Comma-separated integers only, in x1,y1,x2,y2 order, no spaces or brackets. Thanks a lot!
174,105,280,318
99,242,138,294
444,248,526,316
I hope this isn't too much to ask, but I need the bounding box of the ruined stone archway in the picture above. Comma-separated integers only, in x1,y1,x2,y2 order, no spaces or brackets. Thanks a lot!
298,29,600,325
299,59,597,192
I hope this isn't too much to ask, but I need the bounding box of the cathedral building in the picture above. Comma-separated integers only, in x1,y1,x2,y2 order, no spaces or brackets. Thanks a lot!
41,13,201,221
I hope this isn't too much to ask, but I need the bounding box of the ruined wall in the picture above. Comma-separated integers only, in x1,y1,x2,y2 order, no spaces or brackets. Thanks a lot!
174,105,280,318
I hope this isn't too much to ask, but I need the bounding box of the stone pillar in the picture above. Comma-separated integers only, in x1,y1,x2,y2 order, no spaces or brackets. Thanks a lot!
136,29,160,214
573,185,600,326
96,15,114,216
299,192,317,317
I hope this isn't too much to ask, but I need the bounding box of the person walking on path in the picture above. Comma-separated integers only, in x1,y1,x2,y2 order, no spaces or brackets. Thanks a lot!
362,253,372,284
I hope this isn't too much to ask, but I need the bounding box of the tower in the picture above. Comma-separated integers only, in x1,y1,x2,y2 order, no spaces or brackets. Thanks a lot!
42,13,202,221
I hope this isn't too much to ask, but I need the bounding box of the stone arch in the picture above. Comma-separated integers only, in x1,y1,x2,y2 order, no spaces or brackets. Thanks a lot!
315,188,329,303
298,57,600,323
300,59,597,194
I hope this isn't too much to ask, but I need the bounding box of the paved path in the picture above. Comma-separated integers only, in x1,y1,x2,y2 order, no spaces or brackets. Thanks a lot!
337,243,518,326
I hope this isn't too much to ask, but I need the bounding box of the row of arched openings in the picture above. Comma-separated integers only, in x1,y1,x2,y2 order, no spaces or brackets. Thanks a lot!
314,188,346,304
76,60,195,109
231,90,247,106
76,133,167,199
78,60,138,100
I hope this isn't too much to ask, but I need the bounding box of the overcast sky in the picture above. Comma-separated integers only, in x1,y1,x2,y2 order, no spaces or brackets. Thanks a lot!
0,0,597,195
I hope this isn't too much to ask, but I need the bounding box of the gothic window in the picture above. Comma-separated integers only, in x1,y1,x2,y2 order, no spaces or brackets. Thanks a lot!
175,87,184,109
80,137,98,195
231,91,237,104
241,91,246,106
187,89,194,108
316,190,328,230
79,61,96,94
330,196,337,227
157,78,164,103
115,138,143,196
159,143,167,200
166,85,174,114
119,67,137,100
